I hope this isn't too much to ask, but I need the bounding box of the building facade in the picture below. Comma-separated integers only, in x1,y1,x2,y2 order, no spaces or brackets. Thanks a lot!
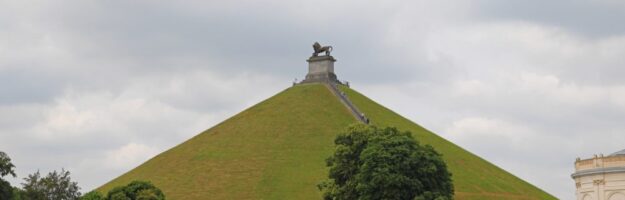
573,149,625,200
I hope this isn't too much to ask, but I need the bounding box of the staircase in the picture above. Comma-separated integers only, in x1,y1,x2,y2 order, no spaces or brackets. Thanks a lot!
325,83,369,124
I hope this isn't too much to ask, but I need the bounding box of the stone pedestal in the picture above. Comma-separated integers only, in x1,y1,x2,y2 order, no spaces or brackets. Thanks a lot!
301,55,339,84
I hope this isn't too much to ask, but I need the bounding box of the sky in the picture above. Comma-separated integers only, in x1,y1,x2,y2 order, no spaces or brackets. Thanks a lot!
1,1,625,199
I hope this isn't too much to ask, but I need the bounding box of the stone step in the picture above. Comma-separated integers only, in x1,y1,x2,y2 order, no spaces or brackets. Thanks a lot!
325,83,369,124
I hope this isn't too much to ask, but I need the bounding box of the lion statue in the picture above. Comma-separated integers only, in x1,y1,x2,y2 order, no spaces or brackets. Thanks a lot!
312,42,332,56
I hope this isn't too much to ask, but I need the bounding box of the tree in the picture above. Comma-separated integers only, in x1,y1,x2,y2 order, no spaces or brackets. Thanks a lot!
1,179,13,200
319,124,453,200
0,151,17,200
0,151,16,178
106,181,165,200
81,191,105,200
22,169,81,200
12,187,25,200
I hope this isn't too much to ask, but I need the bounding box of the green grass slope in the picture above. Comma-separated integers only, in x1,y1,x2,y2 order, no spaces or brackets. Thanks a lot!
338,85,556,200
98,83,556,199
99,84,356,199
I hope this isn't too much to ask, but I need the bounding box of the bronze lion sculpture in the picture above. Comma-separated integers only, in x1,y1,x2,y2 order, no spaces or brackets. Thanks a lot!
312,42,332,56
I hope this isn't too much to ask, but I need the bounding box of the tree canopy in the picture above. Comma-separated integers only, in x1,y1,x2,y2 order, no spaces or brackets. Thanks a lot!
21,169,81,200
105,180,165,200
0,151,17,200
80,191,106,200
319,124,453,200
0,151,16,178
1,151,90,200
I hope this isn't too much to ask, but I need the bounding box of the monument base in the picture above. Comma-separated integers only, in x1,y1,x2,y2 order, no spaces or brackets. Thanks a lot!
301,55,341,84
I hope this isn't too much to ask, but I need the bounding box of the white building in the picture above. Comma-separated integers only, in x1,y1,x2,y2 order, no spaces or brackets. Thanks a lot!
573,149,625,200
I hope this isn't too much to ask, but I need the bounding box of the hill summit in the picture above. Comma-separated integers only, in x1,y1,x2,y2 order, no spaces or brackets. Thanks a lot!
99,46,556,199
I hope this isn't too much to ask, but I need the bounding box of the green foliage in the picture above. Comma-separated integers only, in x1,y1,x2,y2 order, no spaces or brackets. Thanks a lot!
319,124,453,200
0,151,16,178
22,169,81,200
81,191,105,200
0,152,94,200
136,189,162,200
1,179,13,200
12,187,25,200
0,151,16,200
109,190,131,200
106,181,165,200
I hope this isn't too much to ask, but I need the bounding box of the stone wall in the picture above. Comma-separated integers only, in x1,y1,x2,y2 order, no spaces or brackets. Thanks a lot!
573,155,625,200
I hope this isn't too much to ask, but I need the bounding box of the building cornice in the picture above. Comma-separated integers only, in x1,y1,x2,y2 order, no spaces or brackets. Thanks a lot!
571,166,625,178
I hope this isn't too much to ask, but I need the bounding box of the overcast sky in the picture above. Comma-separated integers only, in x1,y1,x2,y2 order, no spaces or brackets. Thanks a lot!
2,1,625,199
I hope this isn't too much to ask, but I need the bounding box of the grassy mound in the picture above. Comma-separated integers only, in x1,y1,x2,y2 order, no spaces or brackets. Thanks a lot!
98,83,555,199
338,85,555,200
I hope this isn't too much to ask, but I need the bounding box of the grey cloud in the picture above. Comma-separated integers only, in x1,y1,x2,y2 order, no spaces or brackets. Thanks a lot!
28,1,423,82
0,0,419,107
476,0,625,37
3,1,625,199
